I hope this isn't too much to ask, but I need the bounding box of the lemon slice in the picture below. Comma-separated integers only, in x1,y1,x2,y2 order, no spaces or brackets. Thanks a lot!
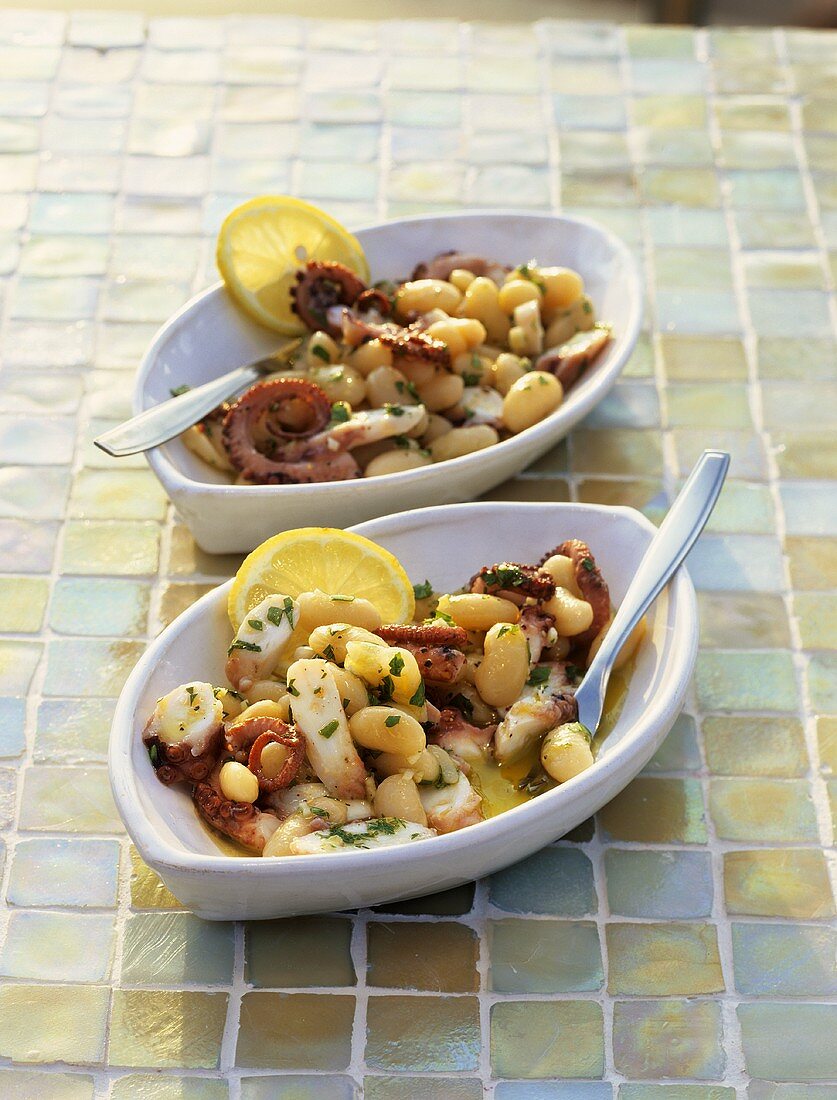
228,528,415,629
216,195,369,335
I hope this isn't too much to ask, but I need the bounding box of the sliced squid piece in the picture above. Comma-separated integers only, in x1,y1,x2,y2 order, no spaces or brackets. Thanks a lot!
494,664,577,764
147,681,223,755
536,325,611,390
289,816,436,854
418,772,483,834
285,658,368,800
459,385,505,426
225,594,299,694
324,404,425,450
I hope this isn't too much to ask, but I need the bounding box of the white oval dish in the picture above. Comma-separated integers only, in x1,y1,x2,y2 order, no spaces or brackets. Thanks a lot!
135,211,642,553
109,501,697,921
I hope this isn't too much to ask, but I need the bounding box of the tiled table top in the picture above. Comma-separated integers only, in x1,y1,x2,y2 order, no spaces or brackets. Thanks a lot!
0,8,834,1098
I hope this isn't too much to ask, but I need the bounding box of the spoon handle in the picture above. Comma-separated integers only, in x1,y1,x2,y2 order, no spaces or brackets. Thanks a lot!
94,362,263,457
575,449,729,732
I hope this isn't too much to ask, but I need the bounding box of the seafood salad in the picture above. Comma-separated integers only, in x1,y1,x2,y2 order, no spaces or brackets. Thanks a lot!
183,251,612,485
143,533,643,858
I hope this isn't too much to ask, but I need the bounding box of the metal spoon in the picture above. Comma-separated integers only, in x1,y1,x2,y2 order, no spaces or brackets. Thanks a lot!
94,340,302,458
574,448,729,734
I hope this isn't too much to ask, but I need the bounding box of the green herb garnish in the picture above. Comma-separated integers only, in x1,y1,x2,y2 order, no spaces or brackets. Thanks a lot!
169,384,191,397
527,665,551,687
228,639,262,654
581,557,595,572
330,401,351,423
148,744,159,765
247,618,264,631
287,680,300,697
385,714,400,727
389,653,405,677
383,403,405,417
331,594,355,602
413,580,433,599
409,681,426,707
311,344,331,363
319,720,339,739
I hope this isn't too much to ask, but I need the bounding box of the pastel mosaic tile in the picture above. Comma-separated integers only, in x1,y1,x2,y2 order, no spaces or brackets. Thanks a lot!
490,1001,604,1079
0,16,833,1095
613,1000,724,1079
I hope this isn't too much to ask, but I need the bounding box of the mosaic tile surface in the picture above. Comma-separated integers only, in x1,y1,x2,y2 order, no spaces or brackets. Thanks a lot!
0,10,835,1097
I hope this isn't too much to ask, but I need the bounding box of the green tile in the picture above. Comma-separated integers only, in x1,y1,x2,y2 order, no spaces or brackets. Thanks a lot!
738,1003,837,1080
598,777,707,843
109,990,228,1069
607,922,723,995
0,911,114,981
724,848,835,918
489,919,602,993
736,211,816,249
122,913,234,985
605,849,713,918
696,651,797,712
373,883,474,917
571,429,664,476
367,921,478,992
796,592,837,647
698,593,789,648
366,995,479,1072
364,1079,481,1100
19,766,122,833
744,251,824,289
620,1087,733,1100
709,778,819,841
659,336,747,381
0,576,48,632
490,1001,603,1079
111,1077,228,1099
34,698,113,764
0,984,109,1064
716,97,791,131
720,130,796,168
817,715,837,773
732,922,836,995
613,1000,723,1078
654,247,732,289
245,917,354,988
703,716,808,777
241,1077,353,1100
640,168,719,207
50,577,150,636
748,1085,837,1100
673,429,767,480
489,846,596,916
702,482,775,534
808,651,837,710
634,95,706,130
666,383,751,429
0,1071,94,1100
643,712,701,772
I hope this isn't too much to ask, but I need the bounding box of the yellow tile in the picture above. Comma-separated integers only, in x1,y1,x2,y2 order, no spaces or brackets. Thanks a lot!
709,778,818,841
245,917,354,987
69,469,167,521
607,922,724,994
159,583,215,628
367,921,479,992
109,990,228,1069
703,716,808,776
724,848,835,918
613,999,723,1078
0,1070,94,1099
795,592,837,649
111,1076,228,1100
62,520,160,576
129,847,184,910
698,591,790,648
236,992,355,1070
659,334,747,380
786,536,837,590
167,524,243,577
0,984,108,1064
19,766,123,833
0,576,49,632
817,716,837,774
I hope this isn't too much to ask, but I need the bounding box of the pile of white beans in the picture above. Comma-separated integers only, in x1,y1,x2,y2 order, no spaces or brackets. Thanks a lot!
190,260,607,481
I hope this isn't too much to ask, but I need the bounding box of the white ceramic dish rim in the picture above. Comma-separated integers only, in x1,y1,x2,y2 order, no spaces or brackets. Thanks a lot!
133,209,643,498
110,501,697,880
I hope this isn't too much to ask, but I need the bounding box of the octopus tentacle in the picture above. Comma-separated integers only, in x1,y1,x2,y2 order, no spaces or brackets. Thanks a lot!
469,562,555,605
247,723,306,793
539,539,610,654
341,313,451,368
518,605,556,665
376,623,468,683
222,378,360,485
290,260,367,336
144,726,224,786
411,251,509,284
429,707,495,764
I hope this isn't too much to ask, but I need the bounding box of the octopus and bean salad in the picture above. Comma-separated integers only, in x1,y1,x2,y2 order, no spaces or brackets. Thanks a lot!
183,252,612,484
144,538,643,857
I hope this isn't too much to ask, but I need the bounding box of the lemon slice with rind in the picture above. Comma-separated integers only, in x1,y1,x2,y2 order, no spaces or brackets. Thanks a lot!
216,196,369,335
228,528,415,629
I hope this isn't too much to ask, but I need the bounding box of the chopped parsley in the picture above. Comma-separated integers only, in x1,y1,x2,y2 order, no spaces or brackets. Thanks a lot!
389,653,405,677
148,743,159,765
385,714,401,727
379,675,395,702
582,299,592,314
287,680,300,697
496,625,512,637
462,372,482,387
311,344,331,363
267,597,295,628
318,720,339,739
482,565,527,589
330,401,351,423
383,403,405,417
517,262,547,293
186,686,197,707
581,557,595,572
409,681,426,706
247,618,264,631
425,610,454,625
331,594,355,602
527,665,551,688
413,579,433,600
169,384,191,397
322,643,336,662
566,664,582,683
228,639,262,654
326,817,406,847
